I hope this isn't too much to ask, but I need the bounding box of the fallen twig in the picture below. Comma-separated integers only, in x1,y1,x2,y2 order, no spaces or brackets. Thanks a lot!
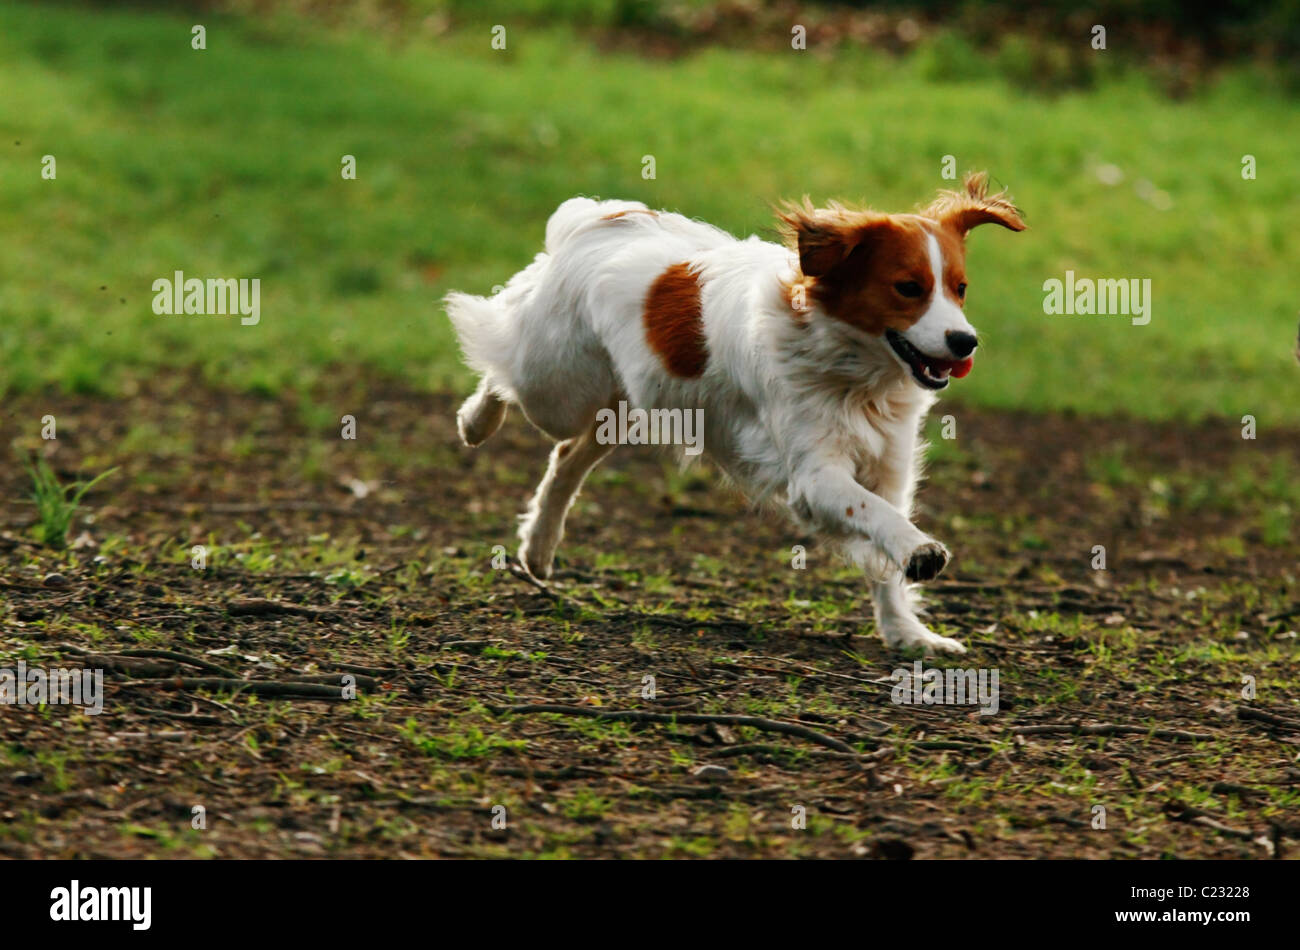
117,648,241,677
332,661,398,677
911,739,991,751
490,703,856,753
1237,706,1300,732
1163,802,1256,841
52,643,241,678
291,671,380,690
1012,722,1212,742
486,764,610,780
708,743,891,763
117,677,351,699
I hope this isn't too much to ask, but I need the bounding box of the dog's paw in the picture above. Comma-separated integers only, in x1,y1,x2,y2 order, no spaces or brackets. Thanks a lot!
517,542,553,581
879,613,966,655
883,623,966,656
904,540,950,582
917,631,966,655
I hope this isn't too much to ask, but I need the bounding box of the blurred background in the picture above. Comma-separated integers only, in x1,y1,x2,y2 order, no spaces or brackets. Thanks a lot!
2,0,1298,421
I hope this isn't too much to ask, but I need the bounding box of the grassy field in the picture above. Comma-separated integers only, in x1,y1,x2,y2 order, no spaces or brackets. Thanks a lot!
3,1,1299,421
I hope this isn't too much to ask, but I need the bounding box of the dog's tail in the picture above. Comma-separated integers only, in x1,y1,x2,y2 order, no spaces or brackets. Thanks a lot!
445,289,512,381
445,289,515,447
446,288,516,448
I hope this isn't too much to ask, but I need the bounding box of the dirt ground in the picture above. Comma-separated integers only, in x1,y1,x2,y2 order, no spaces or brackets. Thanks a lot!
1,374,1297,858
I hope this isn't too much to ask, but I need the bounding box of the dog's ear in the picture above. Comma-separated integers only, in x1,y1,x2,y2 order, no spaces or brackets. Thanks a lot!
777,200,889,278
924,171,1026,237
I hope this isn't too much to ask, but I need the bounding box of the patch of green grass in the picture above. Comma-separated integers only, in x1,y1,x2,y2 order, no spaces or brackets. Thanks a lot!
20,454,117,550
35,750,73,792
398,717,526,760
3,3,1300,422
663,835,716,857
481,645,546,661
562,787,613,821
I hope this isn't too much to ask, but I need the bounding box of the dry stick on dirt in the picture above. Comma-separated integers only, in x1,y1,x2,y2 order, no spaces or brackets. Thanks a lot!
912,739,990,751
1162,802,1258,842
491,703,858,754
53,642,240,678
114,648,241,678
1237,706,1300,732
332,661,398,677
709,743,893,763
290,672,380,690
1011,723,1213,742
116,678,352,699
55,642,370,689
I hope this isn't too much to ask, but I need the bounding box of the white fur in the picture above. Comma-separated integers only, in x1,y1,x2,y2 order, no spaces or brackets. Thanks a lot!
447,197,968,654
902,231,977,356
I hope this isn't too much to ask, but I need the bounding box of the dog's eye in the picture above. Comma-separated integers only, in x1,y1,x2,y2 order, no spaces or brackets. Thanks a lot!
957,282,967,298
894,281,924,299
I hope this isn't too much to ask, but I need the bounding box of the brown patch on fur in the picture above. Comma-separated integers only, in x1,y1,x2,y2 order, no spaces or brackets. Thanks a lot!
644,263,707,378
795,213,941,335
602,209,659,221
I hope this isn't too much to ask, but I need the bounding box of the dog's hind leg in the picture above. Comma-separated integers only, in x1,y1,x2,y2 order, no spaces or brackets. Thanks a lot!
457,378,508,447
518,421,614,579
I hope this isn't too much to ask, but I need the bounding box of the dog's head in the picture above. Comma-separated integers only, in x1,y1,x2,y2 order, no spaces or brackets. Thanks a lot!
779,172,1025,391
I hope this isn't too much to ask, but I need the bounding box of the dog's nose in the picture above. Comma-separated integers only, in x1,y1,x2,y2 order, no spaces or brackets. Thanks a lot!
945,331,978,359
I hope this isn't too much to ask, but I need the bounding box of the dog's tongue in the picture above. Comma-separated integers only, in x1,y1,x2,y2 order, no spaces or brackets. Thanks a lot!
924,355,974,379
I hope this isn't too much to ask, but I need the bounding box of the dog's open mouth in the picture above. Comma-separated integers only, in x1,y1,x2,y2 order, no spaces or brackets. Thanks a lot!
885,330,974,391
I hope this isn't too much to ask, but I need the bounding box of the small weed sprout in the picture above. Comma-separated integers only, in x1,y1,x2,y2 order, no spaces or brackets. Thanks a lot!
22,454,117,550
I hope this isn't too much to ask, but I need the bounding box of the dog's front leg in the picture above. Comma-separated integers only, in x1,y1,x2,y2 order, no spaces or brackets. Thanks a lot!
789,464,964,655
835,535,966,655
787,464,948,580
